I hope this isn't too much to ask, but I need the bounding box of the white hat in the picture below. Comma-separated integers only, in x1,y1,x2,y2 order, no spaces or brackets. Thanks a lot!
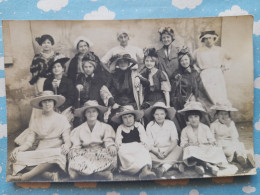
74,36,93,48
144,102,176,121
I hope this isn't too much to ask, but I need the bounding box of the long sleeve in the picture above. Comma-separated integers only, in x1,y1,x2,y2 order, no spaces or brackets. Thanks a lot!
62,128,71,146
103,124,116,148
23,130,37,148
100,85,113,106
67,56,78,84
137,123,149,146
115,126,123,147
180,128,189,147
70,128,82,149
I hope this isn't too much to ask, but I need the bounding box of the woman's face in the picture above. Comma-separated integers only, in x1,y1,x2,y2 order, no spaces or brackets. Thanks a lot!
217,111,230,124
41,99,54,112
118,33,129,47
144,56,156,70
204,36,215,48
52,63,64,76
118,60,129,71
78,41,89,54
41,39,53,52
180,55,190,69
161,33,173,46
85,108,99,121
188,115,200,128
82,61,95,75
122,114,135,127
153,108,166,124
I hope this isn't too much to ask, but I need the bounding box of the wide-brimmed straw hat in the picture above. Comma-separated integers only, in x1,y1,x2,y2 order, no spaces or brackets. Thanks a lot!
210,102,238,112
144,102,176,121
199,30,219,42
111,105,144,124
74,36,93,48
178,101,206,114
108,53,137,72
74,100,108,118
30,90,65,109
50,54,70,69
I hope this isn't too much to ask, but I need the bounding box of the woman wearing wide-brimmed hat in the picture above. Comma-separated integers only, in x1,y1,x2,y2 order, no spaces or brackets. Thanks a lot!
108,53,143,109
145,102,184,178
157,27,180,79
68,100,117,180
7,91,71,182
112,105,156,179
43,54,77,112
67,37,104,84
29,34,61,94
193,30,232,107
179,101,228,176
210,102,255,168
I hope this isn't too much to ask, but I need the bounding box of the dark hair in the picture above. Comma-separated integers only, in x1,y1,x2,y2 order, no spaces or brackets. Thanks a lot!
35,34,55,46
39,99,56,108
159,30,175,42
178,52,194,70
215,110,231,118
51,61,66,73
185,110,202,121
149,107,168,125
76,40,90,50
201,36,217,43
82,107,103,122
121,113,136,123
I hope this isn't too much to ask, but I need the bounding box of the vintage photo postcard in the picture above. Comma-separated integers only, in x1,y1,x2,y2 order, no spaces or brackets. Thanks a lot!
2,15,256,182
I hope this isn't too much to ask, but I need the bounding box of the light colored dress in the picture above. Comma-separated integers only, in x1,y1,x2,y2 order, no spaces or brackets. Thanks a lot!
68,121,117,176
210,119,246,162
180,122,227,166
146,120,183,168
115,122,152,175
12,112,70,175
193,45,230,105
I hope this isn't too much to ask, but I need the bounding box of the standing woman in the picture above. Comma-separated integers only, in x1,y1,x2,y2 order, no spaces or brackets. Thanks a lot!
137,48,171,108
68,100,117,180
67,37,103,84
43,55,77,112
145,102,184,178
157,27,179,79
112,105,156,179
29,34,59,94
193,30,231,106
7,91,71,182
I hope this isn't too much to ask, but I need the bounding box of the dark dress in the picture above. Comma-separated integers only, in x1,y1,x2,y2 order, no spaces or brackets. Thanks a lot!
140,68,168,106
43,76,77,112
29,52,57,85
157,43,179,79
121,127,141,144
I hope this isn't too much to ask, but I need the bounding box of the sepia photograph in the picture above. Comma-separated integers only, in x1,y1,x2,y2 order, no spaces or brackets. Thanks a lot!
2,15,256,182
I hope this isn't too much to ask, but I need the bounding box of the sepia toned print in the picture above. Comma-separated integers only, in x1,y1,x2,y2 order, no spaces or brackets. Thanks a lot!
2,16,256,182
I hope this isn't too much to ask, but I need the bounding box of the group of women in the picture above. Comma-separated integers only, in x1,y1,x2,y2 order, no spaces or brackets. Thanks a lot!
7,27,255,182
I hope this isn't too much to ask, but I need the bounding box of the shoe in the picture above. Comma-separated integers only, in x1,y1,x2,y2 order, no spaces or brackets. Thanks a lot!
247,153,255,168
194,165,205,175
154,167,166,178
139,168,156,179
94,171,113,180
206,163,219,176
178,163,185,173
237,155,247,168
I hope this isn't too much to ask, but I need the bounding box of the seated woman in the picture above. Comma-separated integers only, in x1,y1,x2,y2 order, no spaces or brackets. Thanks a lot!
7,91,71,182
112,105,156,179
210,102,255,168
170,47,210,130
179,101,227,176
68,100,117,180
43,55,77,113
137,48,171,108
144,102,184,178
108,53,143,108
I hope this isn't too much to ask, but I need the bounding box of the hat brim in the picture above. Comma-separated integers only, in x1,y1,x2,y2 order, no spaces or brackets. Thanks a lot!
74,105,108,118
51,57,70,68
200,34,219,42
109,57,137,73
210,105,238,112
111,110,144,124
30,95,65,109
178,107,206,114
144,106,176,121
